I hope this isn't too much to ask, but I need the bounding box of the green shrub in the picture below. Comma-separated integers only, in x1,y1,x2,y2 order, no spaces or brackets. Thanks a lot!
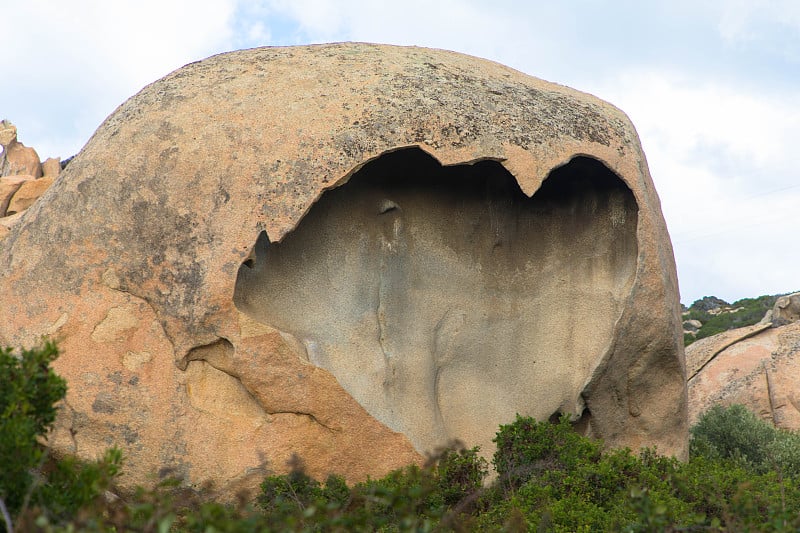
435,445,487,507
493,414,602,492
11,344,800,531
692,405,800,478
690,403,776,471
767,429,800,478
255,455,354,529
0,341,67,516
30,448,122,524
0,341,121,531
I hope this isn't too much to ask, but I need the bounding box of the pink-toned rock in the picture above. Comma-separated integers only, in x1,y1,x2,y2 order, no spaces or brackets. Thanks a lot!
2,140,42,178
0,175,32,217
0,211,24,237
0,44,687,495
685,323,771,379
688,321,800,430
6,176,54,215
41,157,61,179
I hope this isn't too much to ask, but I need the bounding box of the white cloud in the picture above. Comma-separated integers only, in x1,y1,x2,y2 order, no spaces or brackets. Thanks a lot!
717,0,800,61
3,0,240,158
598,69,800,302
718,0,800,40
266,0,347,38
606,69,798,173
260,0,545,68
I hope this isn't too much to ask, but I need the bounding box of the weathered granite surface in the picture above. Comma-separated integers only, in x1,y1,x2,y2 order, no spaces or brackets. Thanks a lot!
0,44,686,494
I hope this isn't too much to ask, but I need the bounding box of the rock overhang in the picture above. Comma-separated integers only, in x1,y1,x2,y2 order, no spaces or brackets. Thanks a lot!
233,147,642,456
0,43,687,492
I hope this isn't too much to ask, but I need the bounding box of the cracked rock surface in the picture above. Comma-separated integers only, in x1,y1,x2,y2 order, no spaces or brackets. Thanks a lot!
0,43,686,495
688,321,800,430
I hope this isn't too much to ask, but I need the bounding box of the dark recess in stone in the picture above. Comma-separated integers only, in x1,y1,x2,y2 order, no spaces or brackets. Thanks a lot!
233,147,638,454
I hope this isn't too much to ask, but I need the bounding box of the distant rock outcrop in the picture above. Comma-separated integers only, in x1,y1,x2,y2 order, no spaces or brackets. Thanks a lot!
690,296,730,313
682,295,779,344
0,44,687,495
0,120,59,238
772,293,800,325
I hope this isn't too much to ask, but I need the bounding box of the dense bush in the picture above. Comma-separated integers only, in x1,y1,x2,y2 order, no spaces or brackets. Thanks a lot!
691,403,800,479
0,342,121,531
6,342,800,531
492,414,601,492
0,341,66,515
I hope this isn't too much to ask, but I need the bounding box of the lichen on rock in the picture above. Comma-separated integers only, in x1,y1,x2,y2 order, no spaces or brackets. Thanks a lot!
0,43,687,495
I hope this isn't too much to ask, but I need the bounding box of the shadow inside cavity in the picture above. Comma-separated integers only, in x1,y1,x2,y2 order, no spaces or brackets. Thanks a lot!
234,148,638,454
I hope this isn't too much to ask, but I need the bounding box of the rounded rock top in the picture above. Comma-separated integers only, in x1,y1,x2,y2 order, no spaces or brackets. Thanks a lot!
0,43,687,494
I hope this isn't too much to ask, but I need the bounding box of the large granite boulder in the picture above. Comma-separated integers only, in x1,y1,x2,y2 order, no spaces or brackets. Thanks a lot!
688,321,800,430
0,44,686,494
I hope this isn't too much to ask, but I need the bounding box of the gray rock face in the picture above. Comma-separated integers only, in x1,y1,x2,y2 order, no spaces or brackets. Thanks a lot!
235,150,639,454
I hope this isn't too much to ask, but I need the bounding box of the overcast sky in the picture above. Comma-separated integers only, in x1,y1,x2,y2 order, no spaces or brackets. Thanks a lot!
3,0,799,305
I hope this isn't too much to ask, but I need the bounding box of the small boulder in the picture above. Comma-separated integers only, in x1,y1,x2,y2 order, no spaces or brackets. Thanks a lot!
683,319,702,333
772,293,800,325
0,175,32,217
42,157,61,179
6,176,54,214
0,120,17,146
2,140,42,178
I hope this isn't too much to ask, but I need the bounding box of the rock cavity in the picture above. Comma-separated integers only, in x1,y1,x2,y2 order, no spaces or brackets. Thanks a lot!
234,148,638,454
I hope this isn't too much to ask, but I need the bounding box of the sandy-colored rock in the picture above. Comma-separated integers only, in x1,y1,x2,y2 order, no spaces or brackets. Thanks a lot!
1,140,42,178
0,175,32,217
0,120,17,146
772,292,800,324
0,211,24,236
0,44,686,494
683,319,702,333
42,157,61,178
6,176,54,214
688,321,800,430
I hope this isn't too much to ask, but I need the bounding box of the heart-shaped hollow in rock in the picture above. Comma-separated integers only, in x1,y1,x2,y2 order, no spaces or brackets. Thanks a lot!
235,148,639,457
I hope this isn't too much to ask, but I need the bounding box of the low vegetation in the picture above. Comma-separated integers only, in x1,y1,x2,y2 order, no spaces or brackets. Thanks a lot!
684,294,778,345
5,342,800,531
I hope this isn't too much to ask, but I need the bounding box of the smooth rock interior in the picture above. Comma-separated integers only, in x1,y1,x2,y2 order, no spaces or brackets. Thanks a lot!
234,148,639,454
